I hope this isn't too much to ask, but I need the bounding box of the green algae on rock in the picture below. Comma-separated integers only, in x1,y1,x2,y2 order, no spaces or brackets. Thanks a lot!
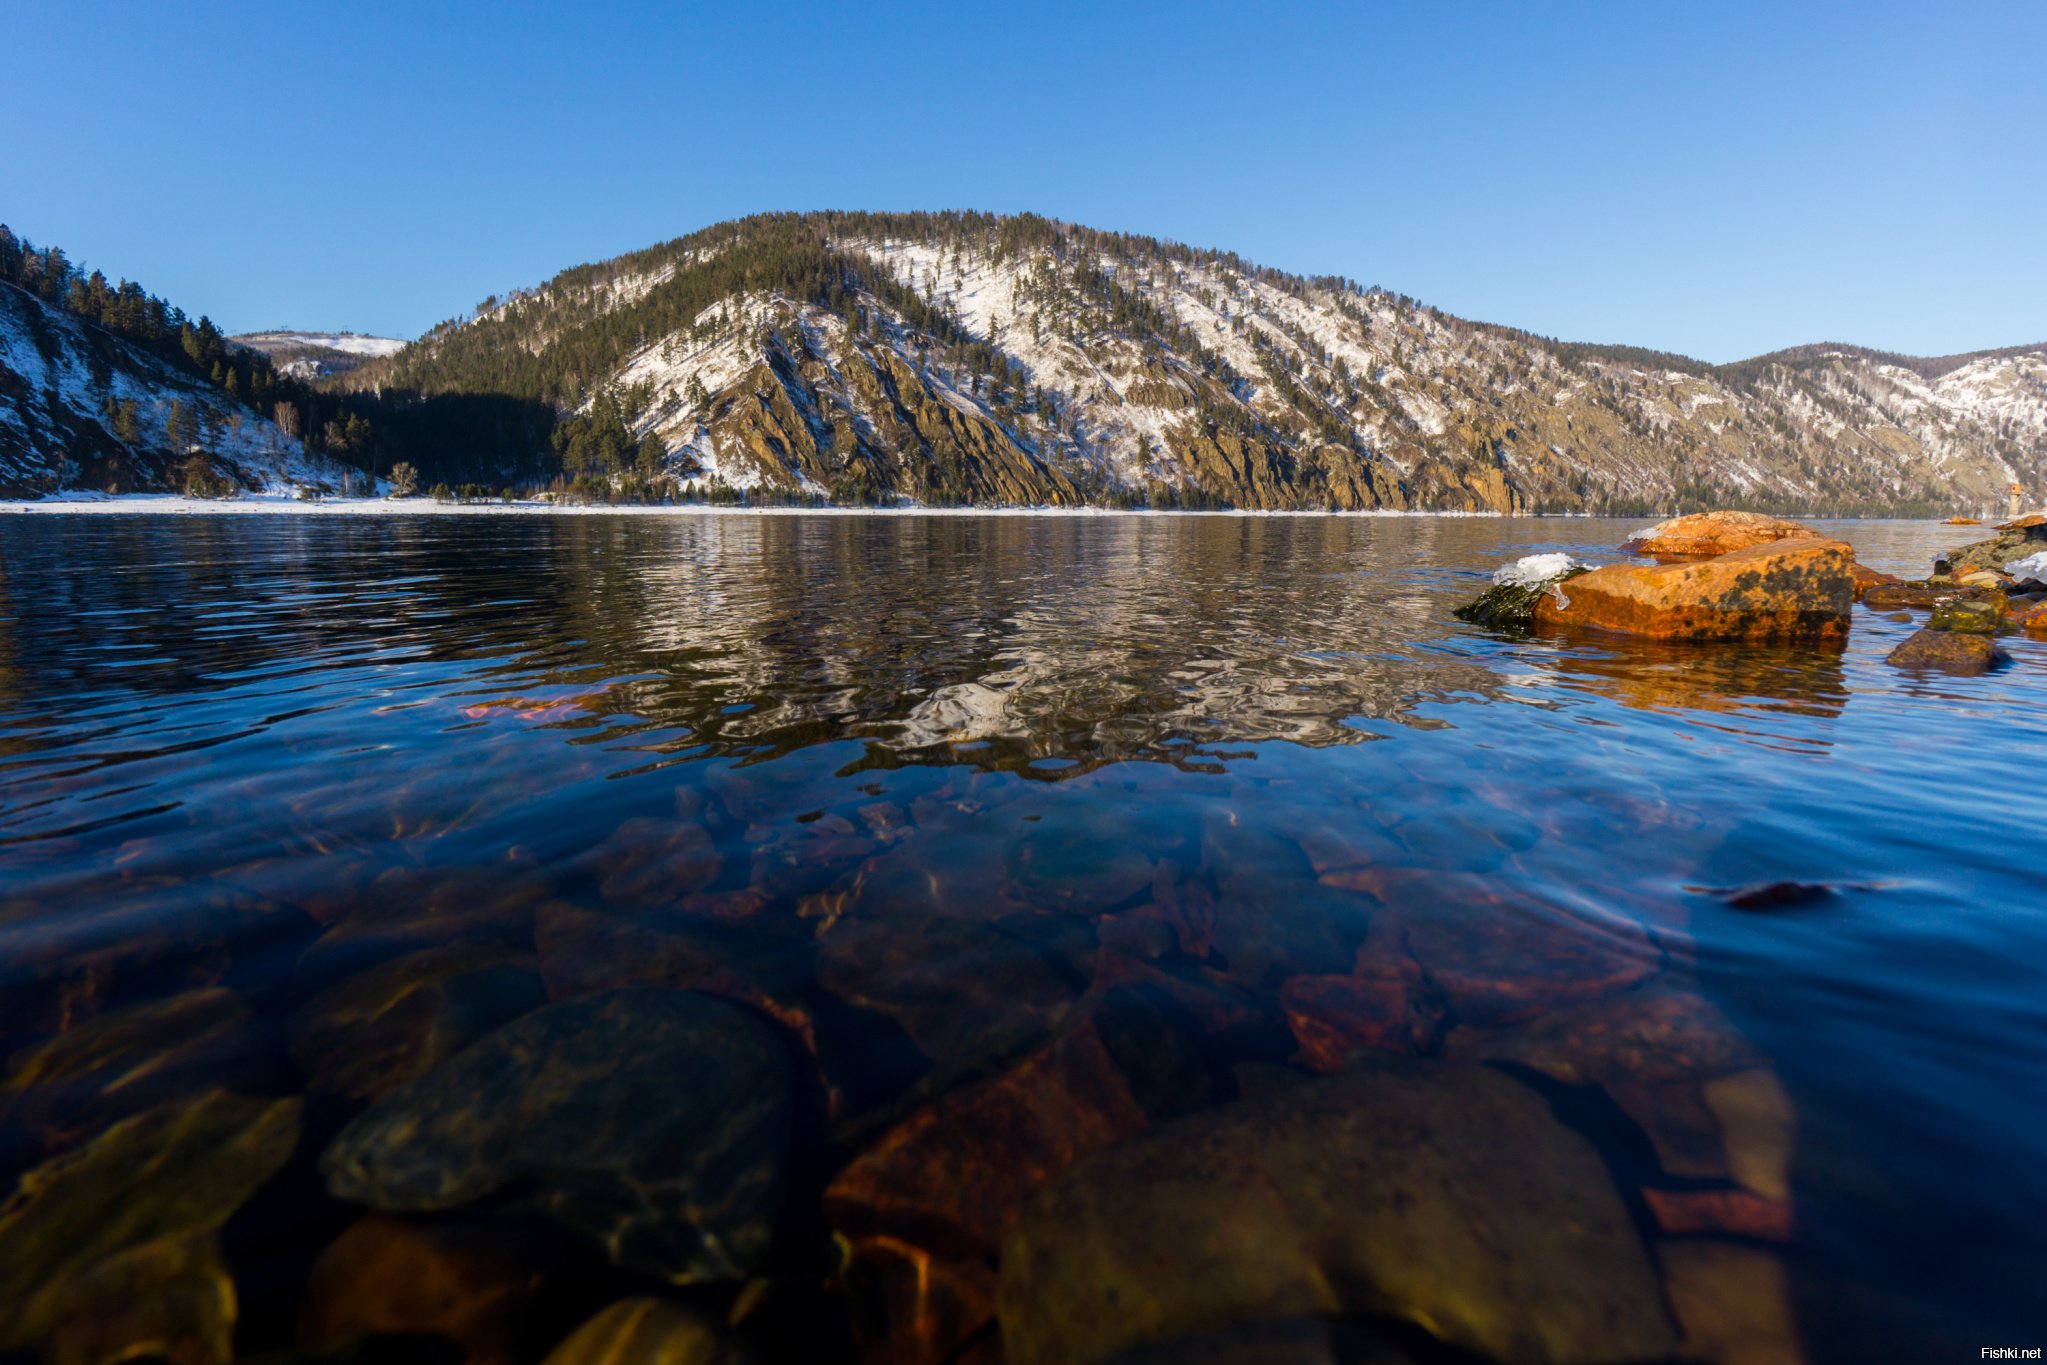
996,1062,1676,1365
319,988,794,1283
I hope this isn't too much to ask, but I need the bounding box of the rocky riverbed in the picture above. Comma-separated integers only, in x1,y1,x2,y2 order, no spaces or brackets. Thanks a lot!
0,512,2039,1364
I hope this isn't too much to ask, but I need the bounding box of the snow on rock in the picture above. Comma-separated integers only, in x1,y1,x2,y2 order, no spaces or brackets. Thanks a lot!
2003,550,2047,585
1492,552,1586,587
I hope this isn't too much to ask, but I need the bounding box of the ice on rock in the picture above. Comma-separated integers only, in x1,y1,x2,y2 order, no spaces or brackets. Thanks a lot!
1492,553,1585,587
2004,550,2047,585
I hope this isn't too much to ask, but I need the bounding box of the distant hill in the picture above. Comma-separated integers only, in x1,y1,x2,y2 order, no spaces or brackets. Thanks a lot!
336,211,2047,514
232,330,407,381
0,226,367,498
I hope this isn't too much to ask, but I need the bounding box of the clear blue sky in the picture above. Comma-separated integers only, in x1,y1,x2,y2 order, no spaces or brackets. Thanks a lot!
4,1,2040,362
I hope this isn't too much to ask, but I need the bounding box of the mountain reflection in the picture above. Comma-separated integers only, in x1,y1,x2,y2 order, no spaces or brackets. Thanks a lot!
2,514,1542,781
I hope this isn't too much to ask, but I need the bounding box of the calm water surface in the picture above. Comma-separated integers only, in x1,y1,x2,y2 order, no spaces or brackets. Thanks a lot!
0,513,2040,1363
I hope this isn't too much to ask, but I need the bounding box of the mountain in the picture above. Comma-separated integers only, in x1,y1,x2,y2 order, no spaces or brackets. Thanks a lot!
232,331,407,381
338,211,2047,514
0,226,370,498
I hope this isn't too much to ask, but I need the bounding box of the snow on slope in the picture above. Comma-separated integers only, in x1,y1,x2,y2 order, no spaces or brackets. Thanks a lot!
1,285,361,497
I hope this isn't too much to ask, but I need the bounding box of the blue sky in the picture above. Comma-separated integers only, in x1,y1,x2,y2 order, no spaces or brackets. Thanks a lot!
4,1,2040,361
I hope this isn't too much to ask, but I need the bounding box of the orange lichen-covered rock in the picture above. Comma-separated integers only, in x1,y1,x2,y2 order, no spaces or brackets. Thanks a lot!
1533,538,1854,641
1620,511,1820,558
1847,562,1902,600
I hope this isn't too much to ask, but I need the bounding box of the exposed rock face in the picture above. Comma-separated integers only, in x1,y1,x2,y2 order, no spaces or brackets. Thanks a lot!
997,1063,1677,1365
1620,511,1820,558
0,1091,301,1365
320,988,795,1283
1533,537,1855,641
1884,628,2010,674
1848,562,1903,599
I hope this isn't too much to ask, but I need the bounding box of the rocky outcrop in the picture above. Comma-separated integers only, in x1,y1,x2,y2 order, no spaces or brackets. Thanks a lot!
1620,511,1820,558
1533,537,1855,641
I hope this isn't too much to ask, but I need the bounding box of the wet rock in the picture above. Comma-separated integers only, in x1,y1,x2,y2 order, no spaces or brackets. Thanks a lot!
292,871,543,994
290,944,545,1099
1703,1068,1795,1201
1860,580,1949,610
1846,562,1902,599
0,1090,301,1365
1454,561,1590,631
1643,1188,1794,1241
1281,973,1444,1070
1,987,264,1163
321,988,794,1283
1533,538,1855,642
533,903,815,1056
578,817,724,904
827,989,1203,1256
1884,628,2009,675
1013,820,1158,911
2023,602,2047,635
1103,1318,1420,1364
816,915,1087,1076
1928,595,2006,634
541,1297,754,1365
1280,917,1445,1070
1619,511,1820,558
1656,1241,1808,1365
298,1214,557,1364
826,989,1212,1363
1391,897,1659,1027
838,1235,998,1365
1445,984,1761,1086
997,1063,1677,1365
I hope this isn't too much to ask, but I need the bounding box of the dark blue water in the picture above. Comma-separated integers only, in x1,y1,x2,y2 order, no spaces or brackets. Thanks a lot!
0,512,2039,1363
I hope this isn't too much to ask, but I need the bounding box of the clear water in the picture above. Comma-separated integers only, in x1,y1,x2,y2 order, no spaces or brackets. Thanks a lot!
0,512,2039,1361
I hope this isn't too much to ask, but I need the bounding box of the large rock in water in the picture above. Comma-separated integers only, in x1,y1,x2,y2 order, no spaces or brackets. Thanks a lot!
1885,628,2010,675
1533,537,1854,641
996,1062,1676,1365
320,988,794,1283
1620,510,1820,558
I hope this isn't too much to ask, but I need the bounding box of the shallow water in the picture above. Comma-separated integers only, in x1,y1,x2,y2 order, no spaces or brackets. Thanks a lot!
0,513,2039,1362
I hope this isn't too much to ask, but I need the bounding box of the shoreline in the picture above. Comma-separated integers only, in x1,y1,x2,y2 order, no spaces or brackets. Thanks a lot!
2,493,1528,520
0,495,1950,522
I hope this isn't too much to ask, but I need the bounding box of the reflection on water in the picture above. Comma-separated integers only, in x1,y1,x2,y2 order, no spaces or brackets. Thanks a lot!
0,512,2040,1364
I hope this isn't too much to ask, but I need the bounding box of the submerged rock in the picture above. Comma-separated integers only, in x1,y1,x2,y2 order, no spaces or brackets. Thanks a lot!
1,986,264,1163
997,1062,1676,1365
320,988,794,1283
298,1213,560,1365
290,943,544,1099
0,1090,301,1365
541,1298,754,1365
1533,538,1855,642
1884,628,2010,675
1619,511,1820,558
1102,1318,1421,1364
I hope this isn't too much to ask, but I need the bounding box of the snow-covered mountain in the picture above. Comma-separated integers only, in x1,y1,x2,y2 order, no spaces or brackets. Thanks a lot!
345,211,2047,514
1,283,352,498
231,330,407,380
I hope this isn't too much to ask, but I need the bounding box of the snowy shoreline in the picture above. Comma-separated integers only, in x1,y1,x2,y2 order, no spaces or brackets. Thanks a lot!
1,493,1522,519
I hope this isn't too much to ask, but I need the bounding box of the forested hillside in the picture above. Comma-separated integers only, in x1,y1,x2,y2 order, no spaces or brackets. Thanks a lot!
338,211,2047,513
